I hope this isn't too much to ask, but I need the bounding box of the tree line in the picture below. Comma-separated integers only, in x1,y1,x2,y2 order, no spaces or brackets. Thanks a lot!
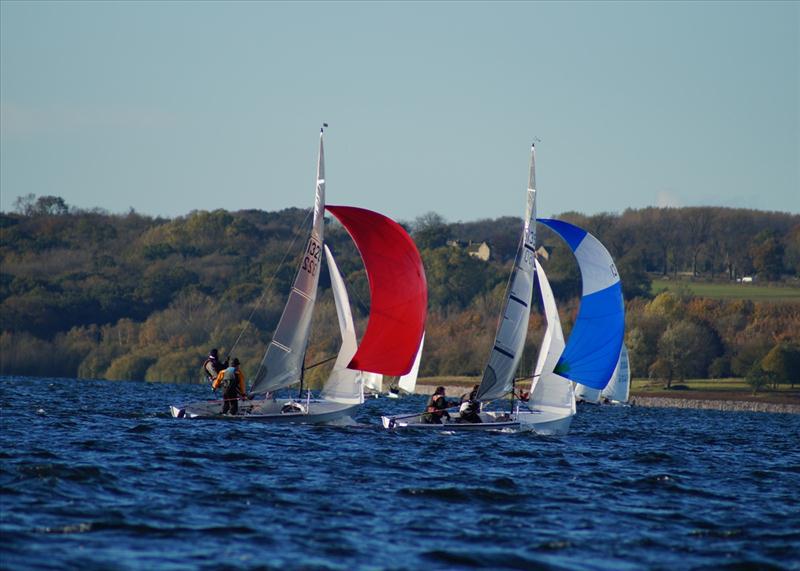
1,195,798,388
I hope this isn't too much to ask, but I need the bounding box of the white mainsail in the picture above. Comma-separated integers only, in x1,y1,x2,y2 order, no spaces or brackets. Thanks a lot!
476,144,537,402
600,344,630,403
529,260,574,410
251,131,326,395
319,245,363,405
397,333,424,394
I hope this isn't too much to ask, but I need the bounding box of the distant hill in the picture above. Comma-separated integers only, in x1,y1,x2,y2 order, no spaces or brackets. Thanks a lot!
1,195,798,388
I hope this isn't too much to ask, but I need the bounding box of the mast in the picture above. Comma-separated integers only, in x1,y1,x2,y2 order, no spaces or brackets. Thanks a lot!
250,127,327,395
475,143,537,403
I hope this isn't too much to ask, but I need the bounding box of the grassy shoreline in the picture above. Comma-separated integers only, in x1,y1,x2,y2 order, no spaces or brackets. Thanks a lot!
650,278,800,302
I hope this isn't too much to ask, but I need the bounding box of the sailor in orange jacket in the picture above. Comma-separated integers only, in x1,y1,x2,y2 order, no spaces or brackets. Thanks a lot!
212,358,246,415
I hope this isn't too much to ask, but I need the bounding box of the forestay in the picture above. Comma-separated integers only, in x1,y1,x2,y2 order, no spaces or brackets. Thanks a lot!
325,205,427,376
537,218,624,391
476,144,537,402
251,133,326,395
319,245,363,405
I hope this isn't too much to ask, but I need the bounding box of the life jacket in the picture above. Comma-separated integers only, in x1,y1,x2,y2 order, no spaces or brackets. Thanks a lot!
203,357,219,381
221,367,238,393
426,394,445,414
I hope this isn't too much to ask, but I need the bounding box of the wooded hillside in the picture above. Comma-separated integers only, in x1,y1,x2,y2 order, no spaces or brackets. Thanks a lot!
1,195,798,387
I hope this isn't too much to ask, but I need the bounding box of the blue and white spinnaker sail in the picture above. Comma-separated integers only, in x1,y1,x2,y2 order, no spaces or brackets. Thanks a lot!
537,219,624,391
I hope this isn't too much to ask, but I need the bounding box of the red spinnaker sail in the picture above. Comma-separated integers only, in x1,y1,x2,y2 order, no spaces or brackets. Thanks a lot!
326,205,427,376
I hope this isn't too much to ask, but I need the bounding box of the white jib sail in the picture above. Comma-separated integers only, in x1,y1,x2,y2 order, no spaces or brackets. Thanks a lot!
320,245,363,405
601,344,630,403
529,260,575,411
476,144,537,402
397,332,424,394
251,131,327,395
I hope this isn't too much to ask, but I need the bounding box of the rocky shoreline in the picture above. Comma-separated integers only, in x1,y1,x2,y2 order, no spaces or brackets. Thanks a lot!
630,396,800,414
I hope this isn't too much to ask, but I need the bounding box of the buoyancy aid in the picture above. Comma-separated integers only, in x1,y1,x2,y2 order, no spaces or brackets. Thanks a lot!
203,357,220,381
221,367,239,393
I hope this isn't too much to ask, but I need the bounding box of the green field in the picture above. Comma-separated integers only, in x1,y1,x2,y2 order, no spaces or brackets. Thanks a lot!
651,279,800,301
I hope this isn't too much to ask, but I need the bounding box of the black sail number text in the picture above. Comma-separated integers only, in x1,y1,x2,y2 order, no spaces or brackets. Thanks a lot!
302,239,322,275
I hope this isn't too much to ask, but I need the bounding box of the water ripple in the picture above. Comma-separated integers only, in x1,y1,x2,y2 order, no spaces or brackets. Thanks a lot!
1,377,799,571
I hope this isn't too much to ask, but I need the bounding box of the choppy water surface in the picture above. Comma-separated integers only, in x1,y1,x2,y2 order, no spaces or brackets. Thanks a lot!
1,378,799,570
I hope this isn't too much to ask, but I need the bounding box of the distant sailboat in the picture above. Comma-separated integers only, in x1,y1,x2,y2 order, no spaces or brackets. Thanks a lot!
600,344,631,404
170,129,427,422
361,372,384,398
574,384,602,404
392,333,424,398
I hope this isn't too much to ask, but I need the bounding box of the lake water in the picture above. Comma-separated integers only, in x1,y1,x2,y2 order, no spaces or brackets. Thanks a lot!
1,377,799,570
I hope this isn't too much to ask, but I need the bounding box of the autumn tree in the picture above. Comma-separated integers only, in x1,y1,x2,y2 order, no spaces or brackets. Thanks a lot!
761,343,800,388
750,231,785,281
656,320,720,387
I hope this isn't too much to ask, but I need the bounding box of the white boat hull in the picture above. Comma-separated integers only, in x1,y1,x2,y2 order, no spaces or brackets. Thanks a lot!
516,405,574,436
382,405,574,435
381,410,519,431
170,398,359,424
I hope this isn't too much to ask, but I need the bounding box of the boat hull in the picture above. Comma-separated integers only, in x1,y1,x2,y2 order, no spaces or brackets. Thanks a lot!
170,398,359,424
382,406,574,435
516,406,574,436
381,411,519,431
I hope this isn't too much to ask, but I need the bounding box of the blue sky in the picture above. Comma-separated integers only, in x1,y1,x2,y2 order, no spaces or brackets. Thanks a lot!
1,1,797,223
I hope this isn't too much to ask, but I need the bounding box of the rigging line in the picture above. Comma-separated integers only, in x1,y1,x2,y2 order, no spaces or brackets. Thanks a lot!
227,207,314,360
304,354,337,371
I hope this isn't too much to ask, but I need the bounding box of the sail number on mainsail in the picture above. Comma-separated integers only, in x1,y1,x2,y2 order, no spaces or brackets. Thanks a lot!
302,238,323,275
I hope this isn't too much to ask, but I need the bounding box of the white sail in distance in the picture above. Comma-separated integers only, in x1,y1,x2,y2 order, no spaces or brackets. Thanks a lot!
362,372,383,393
251,131,326,394
398,333,424,394
600,344,630,403
476,144,537,402
575,384,601,403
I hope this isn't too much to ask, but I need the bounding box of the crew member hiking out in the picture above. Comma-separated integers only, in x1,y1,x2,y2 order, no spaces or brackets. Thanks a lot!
212,358,246,416
421,386,454,424
202,348,227,385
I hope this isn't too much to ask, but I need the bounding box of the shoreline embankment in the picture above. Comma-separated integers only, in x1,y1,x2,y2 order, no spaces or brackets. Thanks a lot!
629,396,800,414
415,384,800,414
